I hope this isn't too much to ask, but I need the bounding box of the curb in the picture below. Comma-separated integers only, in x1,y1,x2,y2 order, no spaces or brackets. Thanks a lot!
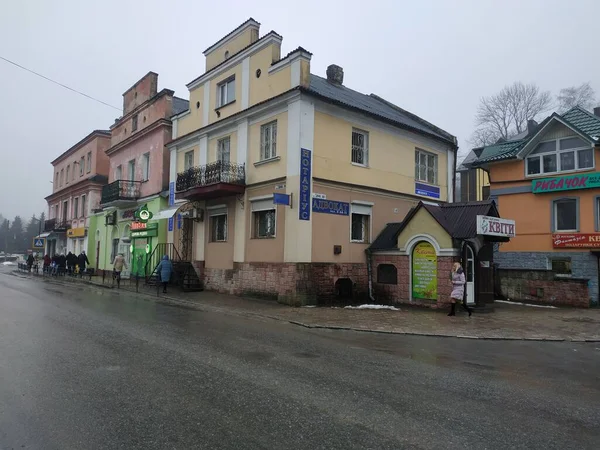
16,272,600,343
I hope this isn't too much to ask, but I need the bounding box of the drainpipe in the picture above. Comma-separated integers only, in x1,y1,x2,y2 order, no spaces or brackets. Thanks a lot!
365,248,376,302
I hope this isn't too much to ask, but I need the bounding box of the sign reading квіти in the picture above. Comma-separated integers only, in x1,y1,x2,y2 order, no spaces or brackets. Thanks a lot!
476,215,516,238
532,172,600,194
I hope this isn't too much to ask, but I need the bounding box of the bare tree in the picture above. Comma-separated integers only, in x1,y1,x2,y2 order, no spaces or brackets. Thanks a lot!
557,82,596,113
471,82,552,146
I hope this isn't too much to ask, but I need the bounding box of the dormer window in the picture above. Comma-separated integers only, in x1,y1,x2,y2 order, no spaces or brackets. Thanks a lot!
526,137,593,176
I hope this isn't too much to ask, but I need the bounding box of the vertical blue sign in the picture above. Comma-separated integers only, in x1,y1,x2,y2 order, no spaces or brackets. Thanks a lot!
168,216,174,232
177,214,182,230
169,181,175,206
299,148,311,221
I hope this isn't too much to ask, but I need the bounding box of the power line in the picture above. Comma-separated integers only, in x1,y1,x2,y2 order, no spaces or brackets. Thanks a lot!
0,55,121,111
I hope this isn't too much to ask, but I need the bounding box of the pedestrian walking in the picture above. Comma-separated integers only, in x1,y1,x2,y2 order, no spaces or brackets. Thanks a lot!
448,262,472,317
43,254,51,274
155,255,173,294
26,254,34,272
78,251,89,276
66,252,75,275
113,253,127,288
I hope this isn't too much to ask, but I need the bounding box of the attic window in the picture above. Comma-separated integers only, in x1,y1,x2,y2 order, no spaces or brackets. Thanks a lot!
526,137,593,176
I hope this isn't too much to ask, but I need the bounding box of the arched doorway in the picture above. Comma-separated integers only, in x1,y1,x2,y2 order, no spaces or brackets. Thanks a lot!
465,245,475,305
411,241,438,300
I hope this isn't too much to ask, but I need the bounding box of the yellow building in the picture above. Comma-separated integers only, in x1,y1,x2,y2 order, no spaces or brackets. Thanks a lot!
457,149,490,202
166,18,458,305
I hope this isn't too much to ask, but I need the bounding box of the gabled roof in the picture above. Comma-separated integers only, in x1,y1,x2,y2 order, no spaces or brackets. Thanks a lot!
304,75,457,147
172,97,190,116
457,150,479,171
369,200,499,251
203,18,260,54
469,106,600,167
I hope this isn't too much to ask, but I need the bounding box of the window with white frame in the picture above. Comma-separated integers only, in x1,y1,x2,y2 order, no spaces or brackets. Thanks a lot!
72,162,76,180
209,207,227,242
350,203,372,243
184,150,194,170
86,152,92,172
553,198,578,232
66,165,70,184
415,149,438,184
73,197,79,218
80,156,85,176
60,169,64,187
142,153,150,181
351,129,368,165
251,198,276,238
217,137,231,163
526,137,593,176
217,77,235,107
80,195,86,218
260,121,277,160
127,159,135,181
115,165,122,180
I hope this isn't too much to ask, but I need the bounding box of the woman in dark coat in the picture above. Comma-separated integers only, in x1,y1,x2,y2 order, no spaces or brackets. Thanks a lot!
155,255,173,294
78,251,90,274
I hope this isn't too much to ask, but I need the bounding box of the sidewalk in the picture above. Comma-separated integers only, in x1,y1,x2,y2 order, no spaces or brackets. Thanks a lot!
22,270,600,342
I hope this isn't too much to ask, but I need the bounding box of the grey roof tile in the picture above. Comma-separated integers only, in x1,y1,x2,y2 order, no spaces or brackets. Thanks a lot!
172,97,190,116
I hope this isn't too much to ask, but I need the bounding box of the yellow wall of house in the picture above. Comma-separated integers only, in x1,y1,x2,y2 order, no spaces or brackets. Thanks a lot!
176,145,199,173
396,207,453,250
247,111,288,185
313,111,448,201
205,27,256,72
177,85,204,137
209,65,243,124
208,131,238,164
300,60,310,87
249,44,289,106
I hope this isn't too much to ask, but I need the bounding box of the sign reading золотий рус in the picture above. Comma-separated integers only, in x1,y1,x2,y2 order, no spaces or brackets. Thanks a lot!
532,172,600,194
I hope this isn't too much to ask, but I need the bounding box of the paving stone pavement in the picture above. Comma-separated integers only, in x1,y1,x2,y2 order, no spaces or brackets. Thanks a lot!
18,270,600,342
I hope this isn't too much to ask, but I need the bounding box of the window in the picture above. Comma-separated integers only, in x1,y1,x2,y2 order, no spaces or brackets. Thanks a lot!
86,152,92,172
80,195,86,218
350,203,372,243
217,137,230,163
251,198,276,238
549,258,572,276
62,200,68,221
115,165,122,180
526,137,593,176
377,264,398,284
209,208,228,242
128,159,135,181
415,149,438,184
260,121,278,160
73,198,79,218
351,129,368,165
80,157,85,176
184,150,194,170
60,169,64,187
217,77,235,107
142,153,150,181
553,198,578,232
132,114,138,132
72,162,76,180
66,165,70,184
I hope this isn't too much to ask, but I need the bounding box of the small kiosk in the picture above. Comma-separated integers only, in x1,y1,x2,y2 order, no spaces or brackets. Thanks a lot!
369,200,515,311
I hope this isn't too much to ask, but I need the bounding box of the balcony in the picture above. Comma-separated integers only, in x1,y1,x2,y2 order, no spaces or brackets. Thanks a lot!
176,161,245,201
100,180,141,207
43,219,71,233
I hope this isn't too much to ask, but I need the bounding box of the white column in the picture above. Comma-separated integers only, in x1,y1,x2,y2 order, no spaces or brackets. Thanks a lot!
203,81,210,125
172,117,178,140
233,119,248,263
241,57,250,109
195,200,206,261
199,136,208,165
284,97,314,262
447,148,455,203
291,59,301,88
169,146,177,186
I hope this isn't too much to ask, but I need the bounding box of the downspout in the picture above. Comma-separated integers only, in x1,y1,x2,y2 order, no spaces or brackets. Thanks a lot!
452,139,458,203
365,248,376,302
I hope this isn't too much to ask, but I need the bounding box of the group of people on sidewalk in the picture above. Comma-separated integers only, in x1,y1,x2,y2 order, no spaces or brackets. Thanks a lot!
37,251,90,276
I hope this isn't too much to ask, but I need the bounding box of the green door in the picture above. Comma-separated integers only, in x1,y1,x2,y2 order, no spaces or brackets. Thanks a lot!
131,238,152,277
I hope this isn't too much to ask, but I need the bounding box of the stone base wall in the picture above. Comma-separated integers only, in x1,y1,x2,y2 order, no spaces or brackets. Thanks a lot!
201,262,370,306
372,255,455,309
498,268,590,307
495,250,596,306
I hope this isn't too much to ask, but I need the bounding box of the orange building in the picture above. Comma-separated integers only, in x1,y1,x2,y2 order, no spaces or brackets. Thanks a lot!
469,106,600,307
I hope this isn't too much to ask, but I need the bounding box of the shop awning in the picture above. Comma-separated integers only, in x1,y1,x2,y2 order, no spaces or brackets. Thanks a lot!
35,232,51,239
154,206,180,220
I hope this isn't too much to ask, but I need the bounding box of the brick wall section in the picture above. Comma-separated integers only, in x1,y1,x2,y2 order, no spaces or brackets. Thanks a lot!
496,250,597,306
372,255,455,309
499,268,590,307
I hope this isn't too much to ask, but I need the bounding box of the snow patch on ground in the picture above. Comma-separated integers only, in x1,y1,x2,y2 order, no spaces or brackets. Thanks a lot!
496,300,557,309
344,304,401,311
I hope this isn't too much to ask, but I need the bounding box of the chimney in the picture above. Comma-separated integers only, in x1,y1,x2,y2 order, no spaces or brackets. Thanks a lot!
527,119,538,135
326,64,344,85
594,106,600,118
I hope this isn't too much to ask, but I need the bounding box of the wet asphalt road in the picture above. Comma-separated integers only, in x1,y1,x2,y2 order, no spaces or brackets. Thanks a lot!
0,269,599,450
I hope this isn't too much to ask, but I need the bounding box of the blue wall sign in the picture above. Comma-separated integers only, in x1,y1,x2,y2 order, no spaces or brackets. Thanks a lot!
299,148,312,221
415,182,440,199
168,216,174,232
177,214,182,230
169,181,175,206
312,199,350,216
273,193,291,206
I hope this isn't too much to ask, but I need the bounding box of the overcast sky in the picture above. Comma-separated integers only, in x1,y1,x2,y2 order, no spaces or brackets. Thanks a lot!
1,0,599,221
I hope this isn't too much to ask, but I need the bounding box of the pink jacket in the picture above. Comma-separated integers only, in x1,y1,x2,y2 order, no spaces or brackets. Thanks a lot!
451,270,465,300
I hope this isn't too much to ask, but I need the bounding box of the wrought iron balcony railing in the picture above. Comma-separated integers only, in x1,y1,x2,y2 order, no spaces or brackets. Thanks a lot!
101,180,142,205
43,219,71,232
176,161,245,192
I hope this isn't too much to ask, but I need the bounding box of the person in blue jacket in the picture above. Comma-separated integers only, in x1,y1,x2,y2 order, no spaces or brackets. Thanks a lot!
156,255,173,293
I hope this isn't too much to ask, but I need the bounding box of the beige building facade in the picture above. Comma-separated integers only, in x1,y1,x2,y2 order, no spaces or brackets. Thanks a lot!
167,18,458,304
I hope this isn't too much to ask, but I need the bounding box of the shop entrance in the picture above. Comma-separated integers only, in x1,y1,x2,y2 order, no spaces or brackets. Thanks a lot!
131,237,152,277
465,245,475,305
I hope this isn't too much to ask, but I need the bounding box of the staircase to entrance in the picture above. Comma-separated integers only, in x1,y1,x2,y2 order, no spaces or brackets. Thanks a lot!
144,243,203,292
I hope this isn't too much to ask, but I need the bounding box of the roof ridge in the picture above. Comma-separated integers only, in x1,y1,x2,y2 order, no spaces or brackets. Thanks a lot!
563,104,600,123
203,18,261,54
